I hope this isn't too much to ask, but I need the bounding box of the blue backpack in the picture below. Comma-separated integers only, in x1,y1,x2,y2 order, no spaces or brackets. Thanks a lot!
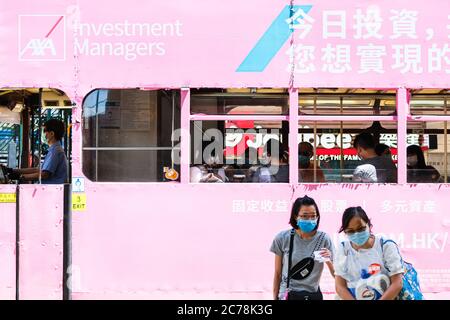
380,238,424,300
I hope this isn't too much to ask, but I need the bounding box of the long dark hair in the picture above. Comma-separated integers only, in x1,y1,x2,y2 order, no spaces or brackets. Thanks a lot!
289,195,321,231
407,145,427,169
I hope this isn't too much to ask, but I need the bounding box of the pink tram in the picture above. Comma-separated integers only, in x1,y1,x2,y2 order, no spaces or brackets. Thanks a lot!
0,0,449,299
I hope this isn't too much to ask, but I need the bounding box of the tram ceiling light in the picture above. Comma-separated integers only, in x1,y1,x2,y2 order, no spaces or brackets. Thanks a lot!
225,88,251,93
411,100,445,106
299,99,372,105
256,88,286,94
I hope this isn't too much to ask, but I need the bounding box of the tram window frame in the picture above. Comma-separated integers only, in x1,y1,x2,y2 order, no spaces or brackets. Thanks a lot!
297,89,399,184
407,92,449,183
81,88,181,183
297,121,398,183
189,88,290,184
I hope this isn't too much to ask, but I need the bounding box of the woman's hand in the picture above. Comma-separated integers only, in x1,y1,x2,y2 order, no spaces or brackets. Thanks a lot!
320,248,332,261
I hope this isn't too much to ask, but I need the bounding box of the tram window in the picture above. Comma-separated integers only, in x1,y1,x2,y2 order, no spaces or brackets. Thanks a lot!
298,121,398,183
0,107,20,167
298,88,396,116
406,121,449,183
191,88,289,115
82,89,180,182
410,90,449,115
190,120,289,183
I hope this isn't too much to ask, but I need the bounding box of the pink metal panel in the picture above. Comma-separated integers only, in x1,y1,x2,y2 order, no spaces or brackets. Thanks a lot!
408,116,450,121
180,88,191,184
18,185,64,300
71,182,450,299
298,116,397,122
0,185,17,300
1,1,449,88
397,88,409,184
189,115,289,121
289,88,299,184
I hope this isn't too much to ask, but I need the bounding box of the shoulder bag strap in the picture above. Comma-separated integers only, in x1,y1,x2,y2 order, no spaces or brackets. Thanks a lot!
286,229,296,291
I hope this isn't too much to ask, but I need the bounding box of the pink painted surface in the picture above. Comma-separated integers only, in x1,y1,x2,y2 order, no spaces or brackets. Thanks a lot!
180,88,190,184
0,185,16,300
70,183,450,299
18,185,64,300
397,88,408,184
0,0,449,300
289,89,299,184
0,0,449,88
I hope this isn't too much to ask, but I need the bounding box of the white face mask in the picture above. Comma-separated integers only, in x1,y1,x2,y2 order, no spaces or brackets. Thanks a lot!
407,155,418,167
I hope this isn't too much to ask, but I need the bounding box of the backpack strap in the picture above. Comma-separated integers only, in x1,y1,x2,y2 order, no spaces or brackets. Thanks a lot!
380,237,405,273
286,229,296,291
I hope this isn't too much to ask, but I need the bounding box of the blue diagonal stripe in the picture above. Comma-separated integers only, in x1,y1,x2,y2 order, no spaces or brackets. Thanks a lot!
236,5,312,72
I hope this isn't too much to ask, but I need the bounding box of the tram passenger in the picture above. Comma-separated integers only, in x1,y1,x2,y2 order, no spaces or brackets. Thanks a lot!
228,146,259,182
252,139,288,183
334,206,404,300
298,142,325,183
190,141,227,183
2,118,68,184
271,196,335,300
243,146,259,182
375,143,392,158
353,133,397,183
407,145,441,183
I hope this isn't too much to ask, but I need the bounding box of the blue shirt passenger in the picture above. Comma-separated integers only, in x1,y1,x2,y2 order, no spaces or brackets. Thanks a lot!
42,141,68,184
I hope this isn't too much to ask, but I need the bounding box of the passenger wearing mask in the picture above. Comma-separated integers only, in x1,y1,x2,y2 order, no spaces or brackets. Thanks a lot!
407,145,441,183
190,141,228,183
253,139,288,183
334,207,404,300
298,142,325,183
2,118,68,184
375,143,392,159
271,196,335,300
353,133,397,183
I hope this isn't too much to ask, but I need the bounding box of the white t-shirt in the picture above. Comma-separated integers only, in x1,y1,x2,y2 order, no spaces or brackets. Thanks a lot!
334,235,403,298
353,164,377,183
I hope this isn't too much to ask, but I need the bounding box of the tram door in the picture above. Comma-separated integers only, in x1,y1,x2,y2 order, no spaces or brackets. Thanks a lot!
0,89,71,300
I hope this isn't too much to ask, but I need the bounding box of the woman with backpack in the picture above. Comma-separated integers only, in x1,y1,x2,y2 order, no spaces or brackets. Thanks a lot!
270,196,335,300
334,206,404,300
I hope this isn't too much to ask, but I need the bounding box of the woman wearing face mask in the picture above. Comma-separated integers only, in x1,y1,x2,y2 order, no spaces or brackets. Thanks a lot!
298,142,325,183
253,139,289,183
407,145,441,183
270,196,335,300
190,141,228,183
334,207,404,300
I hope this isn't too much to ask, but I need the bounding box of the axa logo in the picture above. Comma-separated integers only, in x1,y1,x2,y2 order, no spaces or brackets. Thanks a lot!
237,5,312,72
18,15,66,61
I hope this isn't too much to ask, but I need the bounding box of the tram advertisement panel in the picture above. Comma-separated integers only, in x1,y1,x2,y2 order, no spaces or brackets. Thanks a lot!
1,0,449,88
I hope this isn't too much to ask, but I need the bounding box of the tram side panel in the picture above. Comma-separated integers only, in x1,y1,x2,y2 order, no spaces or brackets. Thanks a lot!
18,185,64,300
70,183,292,299
69,183,450,299
0,185,17,300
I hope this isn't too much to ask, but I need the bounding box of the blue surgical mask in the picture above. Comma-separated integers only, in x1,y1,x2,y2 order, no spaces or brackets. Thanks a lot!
297,219,317,233
347,229,370,246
